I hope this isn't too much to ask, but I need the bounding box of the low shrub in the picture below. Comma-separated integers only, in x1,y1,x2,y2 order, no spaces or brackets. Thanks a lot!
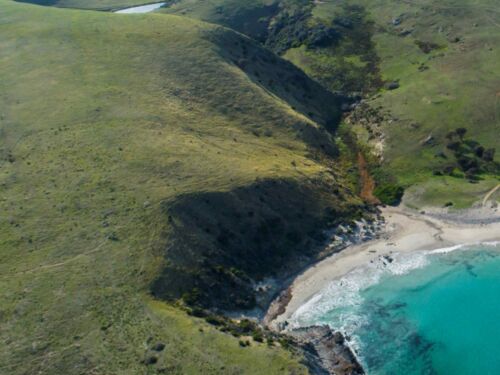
374,184,404,206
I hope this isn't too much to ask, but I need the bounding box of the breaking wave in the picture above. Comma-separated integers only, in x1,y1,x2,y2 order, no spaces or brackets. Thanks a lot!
289,242,500,363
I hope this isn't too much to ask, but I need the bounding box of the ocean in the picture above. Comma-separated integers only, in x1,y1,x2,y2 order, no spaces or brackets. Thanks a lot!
290,242,500,374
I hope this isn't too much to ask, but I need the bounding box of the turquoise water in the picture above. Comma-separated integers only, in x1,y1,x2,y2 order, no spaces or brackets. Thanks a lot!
291,243,500,375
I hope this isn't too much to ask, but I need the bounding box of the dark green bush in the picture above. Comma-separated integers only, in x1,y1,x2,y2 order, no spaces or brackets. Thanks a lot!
446,141,461,151
374,184,404,206
205,314,225,326
252,331,264,342
182,288,201,306
483,148,496,162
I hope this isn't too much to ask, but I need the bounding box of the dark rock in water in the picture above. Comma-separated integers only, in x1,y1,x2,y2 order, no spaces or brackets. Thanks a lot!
388,302,407,310
383,255,394,263
290,325,365,375
386,81,400,90
464,262,478,277
333,331,345,344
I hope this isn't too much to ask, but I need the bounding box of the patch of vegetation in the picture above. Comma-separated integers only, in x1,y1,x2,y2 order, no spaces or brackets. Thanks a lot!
432,127,499,181
192,313,279,345
373,183,404,206
287,3,382,93
414,40,443,54
263,0,338,54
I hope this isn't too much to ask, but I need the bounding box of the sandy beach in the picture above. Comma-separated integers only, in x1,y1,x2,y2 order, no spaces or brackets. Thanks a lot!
267,204,500,329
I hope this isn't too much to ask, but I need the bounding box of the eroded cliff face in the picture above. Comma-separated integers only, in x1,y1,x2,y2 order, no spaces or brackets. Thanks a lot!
290,325,365,375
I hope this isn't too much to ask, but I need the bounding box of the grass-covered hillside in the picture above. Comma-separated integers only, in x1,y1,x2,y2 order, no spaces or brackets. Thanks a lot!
345,0,500,207
0,1,363,373
162,0,281,43
160,0,500,207
161,0,381,93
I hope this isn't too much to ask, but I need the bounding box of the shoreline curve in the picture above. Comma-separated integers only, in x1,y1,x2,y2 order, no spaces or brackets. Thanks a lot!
267,204,500,329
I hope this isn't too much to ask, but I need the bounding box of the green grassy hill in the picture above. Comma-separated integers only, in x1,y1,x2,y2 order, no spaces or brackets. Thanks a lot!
160,0,381,93
162,0,281,43
0,1,362,373
160,0,500,207
20,0,499,207
345,0,500,207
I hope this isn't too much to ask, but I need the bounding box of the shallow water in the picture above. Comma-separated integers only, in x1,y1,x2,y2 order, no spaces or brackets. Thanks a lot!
115,2,165,14
291,243,500,374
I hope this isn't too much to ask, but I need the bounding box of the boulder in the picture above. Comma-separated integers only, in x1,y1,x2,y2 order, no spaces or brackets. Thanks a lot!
289,325,365,375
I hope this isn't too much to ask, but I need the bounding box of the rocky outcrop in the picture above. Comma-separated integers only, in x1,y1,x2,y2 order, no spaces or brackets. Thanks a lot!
290,325,365,375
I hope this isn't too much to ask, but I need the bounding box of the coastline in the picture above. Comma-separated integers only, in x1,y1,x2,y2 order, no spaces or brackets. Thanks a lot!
267,204,500,329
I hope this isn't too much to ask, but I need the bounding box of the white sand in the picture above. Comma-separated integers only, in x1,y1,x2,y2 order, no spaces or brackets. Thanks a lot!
269,205,500,328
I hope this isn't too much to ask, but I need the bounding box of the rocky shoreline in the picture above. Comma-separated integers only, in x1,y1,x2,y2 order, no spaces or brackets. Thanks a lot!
257,219,385,375
263,204,500,374
256,215,385,318
290,326,364,375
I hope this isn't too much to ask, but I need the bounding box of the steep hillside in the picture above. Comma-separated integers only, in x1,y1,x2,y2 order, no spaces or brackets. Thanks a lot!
160,0,500,207
161,0,381,94
22,0,498,207
0,1,361,373
161,0,281,43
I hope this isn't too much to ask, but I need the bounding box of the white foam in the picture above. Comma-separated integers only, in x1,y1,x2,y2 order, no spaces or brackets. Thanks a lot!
429,244,465,254
480,241,500,247
290,242,500,332
289,250,430,330
430,241,500,254
386,252,429,275
290,242,500,367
